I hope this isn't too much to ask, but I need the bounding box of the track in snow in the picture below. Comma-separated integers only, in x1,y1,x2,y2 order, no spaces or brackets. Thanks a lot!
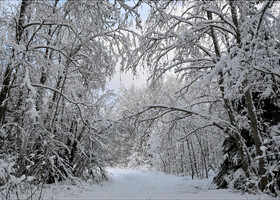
44,168,274,199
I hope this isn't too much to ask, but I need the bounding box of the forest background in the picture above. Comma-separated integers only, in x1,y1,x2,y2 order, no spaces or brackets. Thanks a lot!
0,0,279,198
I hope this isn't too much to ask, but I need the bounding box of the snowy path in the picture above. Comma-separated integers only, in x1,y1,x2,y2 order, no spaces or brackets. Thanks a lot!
44,168,274,199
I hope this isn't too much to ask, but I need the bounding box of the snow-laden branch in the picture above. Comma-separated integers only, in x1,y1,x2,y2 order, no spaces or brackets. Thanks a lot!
12,83,93,129
204,8,236,32
177,124,218,141
253,66,280,78
134,104,233,131
23,21,74,30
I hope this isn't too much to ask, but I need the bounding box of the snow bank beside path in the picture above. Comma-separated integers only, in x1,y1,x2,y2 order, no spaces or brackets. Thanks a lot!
42,168,275,200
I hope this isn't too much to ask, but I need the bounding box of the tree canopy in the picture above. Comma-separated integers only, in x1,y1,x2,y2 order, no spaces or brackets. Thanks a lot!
0,0,279,197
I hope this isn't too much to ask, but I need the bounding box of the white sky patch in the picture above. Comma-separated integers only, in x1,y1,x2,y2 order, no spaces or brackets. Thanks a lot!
106,1,151,92
106,1,185,92
107,66,149,91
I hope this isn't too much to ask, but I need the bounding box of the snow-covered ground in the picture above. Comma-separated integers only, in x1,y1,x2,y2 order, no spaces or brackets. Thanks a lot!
33,168,275,200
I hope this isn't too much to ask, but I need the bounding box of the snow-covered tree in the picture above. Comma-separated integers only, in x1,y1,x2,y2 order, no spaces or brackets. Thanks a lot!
127,0,280,195
116,76,223,178
0,0,137,185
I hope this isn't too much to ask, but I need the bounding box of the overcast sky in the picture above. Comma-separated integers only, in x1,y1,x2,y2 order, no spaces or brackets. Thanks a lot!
106,67,150,92
106,1,151,92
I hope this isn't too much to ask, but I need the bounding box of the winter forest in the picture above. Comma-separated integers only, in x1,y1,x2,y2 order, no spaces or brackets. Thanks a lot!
0,0,279,199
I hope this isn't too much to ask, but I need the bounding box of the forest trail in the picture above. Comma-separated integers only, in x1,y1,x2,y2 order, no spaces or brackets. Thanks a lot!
45,168,274,200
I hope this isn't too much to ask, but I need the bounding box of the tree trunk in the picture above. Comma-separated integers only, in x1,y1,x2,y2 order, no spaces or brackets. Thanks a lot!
0,0,29,124
37,0,60,110
195,133,208,179
207,7,250,177
186,138,194,179
229,0,267,191
244,88,267,191
190,137,200,178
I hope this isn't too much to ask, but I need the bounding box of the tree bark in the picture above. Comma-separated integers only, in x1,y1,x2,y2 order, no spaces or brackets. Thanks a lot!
195,133,208,179
0,0,29,124
245,88,267,191
206,7,250,176
229,0,267,191
190,137,200,178
186,138,194,179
